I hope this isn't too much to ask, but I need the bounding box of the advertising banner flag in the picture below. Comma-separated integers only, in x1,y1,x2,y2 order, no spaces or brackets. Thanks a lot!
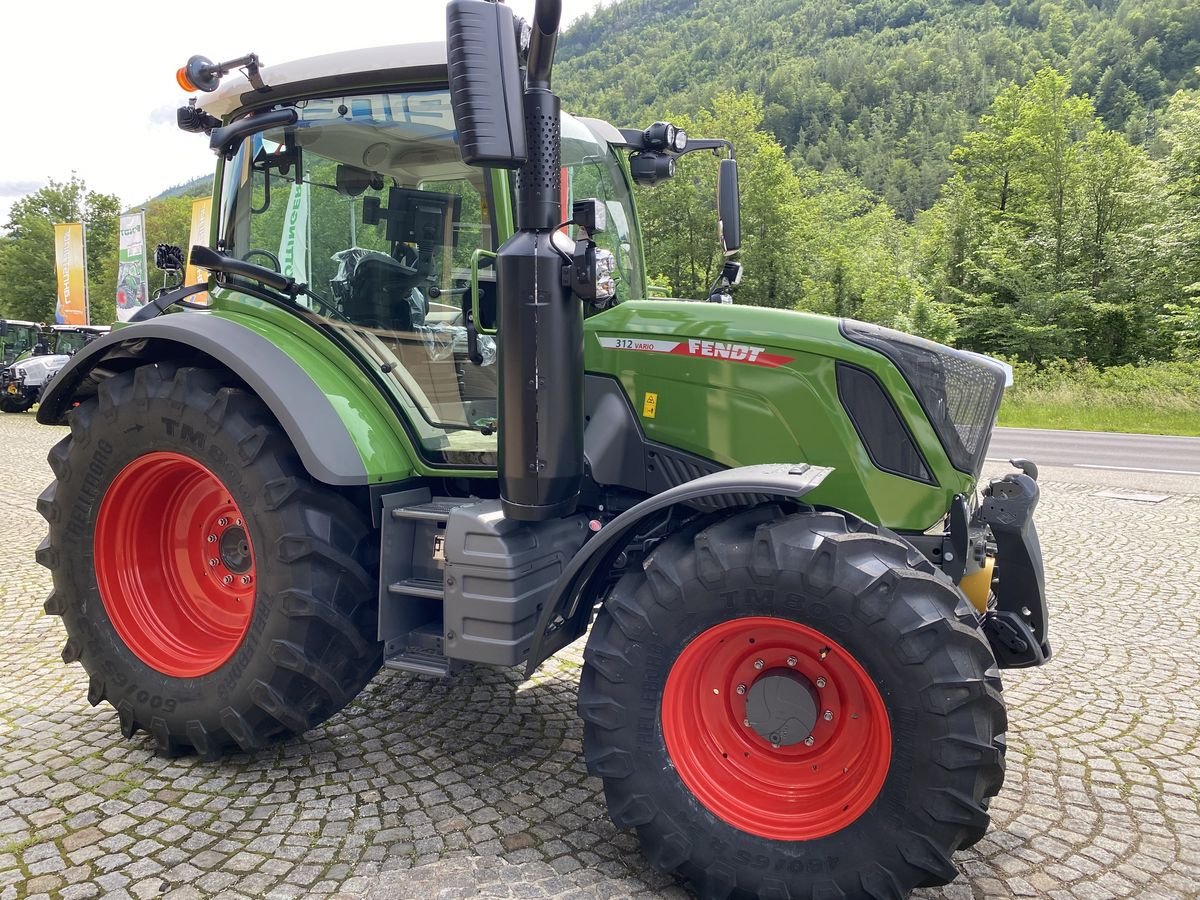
115,211,149,322
278,182,310,284
54,223,89,325
184,198,213,305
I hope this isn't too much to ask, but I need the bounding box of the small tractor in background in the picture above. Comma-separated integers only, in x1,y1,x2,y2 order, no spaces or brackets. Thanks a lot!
1,324,109,413
35,2,1050,896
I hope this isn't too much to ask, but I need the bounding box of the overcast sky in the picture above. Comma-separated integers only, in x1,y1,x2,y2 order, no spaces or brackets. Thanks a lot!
0,0,609,228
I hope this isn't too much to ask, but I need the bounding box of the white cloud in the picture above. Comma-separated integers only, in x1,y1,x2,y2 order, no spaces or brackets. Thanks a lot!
0,180,44,197
0,0,607,226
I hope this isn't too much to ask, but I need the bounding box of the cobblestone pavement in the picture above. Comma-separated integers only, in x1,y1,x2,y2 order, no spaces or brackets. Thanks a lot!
2,410,1198,900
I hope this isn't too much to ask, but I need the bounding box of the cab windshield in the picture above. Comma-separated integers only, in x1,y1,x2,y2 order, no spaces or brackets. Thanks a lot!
53,331,91,356
563,116,645,302
2,324,39,366
219,89,641,468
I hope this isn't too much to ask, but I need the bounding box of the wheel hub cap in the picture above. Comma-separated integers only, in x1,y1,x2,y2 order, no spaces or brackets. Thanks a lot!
662,616,892,841
745,669,819,747
94,452,256,678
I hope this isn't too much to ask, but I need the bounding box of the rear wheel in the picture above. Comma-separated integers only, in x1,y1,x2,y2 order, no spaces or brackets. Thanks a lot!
38,363,382,758
578,507,1006,899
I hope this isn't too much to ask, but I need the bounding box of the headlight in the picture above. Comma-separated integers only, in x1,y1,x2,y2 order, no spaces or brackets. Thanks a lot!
840,320,1006,477
629,151,676,187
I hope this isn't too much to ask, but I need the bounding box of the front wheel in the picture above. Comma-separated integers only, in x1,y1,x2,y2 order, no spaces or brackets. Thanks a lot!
1,392,34,413
578,507,1006,899
38,364,382,758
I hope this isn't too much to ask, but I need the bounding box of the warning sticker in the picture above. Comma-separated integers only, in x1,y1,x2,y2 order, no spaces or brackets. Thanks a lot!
642,392,658,418
597,336,794,368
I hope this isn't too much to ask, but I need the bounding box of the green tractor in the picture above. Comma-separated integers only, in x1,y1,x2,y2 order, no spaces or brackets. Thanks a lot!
36,3,1049,897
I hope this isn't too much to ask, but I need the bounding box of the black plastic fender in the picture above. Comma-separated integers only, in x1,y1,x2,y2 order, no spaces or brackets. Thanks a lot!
523,462,833,676
35,315,369,485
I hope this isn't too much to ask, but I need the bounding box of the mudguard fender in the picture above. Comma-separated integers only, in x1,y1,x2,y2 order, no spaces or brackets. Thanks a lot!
36,315,372,485
524,463,833,676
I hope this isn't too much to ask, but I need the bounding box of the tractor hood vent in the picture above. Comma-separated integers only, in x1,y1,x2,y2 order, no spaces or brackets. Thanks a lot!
839,320,1006,477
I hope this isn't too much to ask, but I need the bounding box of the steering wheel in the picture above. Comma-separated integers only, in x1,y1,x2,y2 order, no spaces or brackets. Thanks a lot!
241,249,281,272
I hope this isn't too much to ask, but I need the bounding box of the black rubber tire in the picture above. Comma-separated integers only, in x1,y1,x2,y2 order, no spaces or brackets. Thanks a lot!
0,394,34,413
37,363,382,759
578,506,1006,900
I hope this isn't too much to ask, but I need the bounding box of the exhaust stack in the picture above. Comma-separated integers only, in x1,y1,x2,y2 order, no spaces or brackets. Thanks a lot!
447,0,582,521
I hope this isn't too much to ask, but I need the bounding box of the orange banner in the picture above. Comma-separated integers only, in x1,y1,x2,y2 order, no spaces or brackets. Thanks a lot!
54,223,89,325
184,198,213,305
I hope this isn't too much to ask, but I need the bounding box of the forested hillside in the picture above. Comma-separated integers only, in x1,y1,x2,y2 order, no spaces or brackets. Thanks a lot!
558,0,1200,366
558,0,1200,216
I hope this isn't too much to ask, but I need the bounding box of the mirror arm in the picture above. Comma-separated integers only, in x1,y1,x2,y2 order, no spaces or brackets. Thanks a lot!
129,283,211,322
209,107,299,159
251,165,272,215
678,138,735,159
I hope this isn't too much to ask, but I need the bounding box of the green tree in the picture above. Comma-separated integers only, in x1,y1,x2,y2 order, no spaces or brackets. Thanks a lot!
0,175,121,325
141,194,202,294
1014,69,1097,283
636,93,808,308
1155,86,1200,357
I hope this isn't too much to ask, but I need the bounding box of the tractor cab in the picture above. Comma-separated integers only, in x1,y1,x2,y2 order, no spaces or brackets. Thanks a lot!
189,45,667,468
0,320,40,366
49,324,108,356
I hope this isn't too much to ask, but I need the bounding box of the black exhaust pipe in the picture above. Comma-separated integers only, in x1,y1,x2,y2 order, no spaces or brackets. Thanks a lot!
496,0,583,521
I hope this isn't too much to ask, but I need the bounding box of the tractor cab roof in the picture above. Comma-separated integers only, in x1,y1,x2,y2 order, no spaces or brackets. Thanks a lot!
196,43,449,120
51,324,108,333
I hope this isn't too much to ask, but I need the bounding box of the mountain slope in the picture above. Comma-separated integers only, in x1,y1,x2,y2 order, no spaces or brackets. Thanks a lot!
556,0,1200,216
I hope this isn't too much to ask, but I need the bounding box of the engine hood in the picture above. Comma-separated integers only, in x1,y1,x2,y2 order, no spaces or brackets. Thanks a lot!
582,300,981,532
8,355,69,380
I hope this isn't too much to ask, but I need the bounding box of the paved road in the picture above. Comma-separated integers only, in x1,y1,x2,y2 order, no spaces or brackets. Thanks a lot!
989,427,1200,476
2,412,1199,900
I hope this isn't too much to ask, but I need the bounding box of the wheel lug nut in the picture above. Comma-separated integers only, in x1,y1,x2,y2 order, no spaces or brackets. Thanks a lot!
787,656,797,667
816,677,827,688
804,736,815,746
217,517,229,527
753,659,764,670
743,719,751,727
823,710,834,721
235,519,242,526
207,534,217,543
736,684,746,695
209,558,219,567
240,575,251,586
222,575,233,585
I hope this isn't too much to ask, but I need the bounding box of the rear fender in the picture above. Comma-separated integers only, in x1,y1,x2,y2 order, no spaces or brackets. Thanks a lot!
37,314,414,486
524,463,833,676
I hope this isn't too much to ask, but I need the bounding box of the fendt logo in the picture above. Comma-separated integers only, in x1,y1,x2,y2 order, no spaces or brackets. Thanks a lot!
686,339,764,362
597,336,795,369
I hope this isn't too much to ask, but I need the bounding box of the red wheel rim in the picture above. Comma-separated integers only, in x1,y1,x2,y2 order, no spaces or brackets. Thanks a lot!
662,616,891,841
94,452,256,677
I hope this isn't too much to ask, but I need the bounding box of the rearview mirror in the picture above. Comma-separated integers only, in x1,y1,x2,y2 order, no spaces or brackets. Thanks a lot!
446,0,528,169
718,158,741,255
